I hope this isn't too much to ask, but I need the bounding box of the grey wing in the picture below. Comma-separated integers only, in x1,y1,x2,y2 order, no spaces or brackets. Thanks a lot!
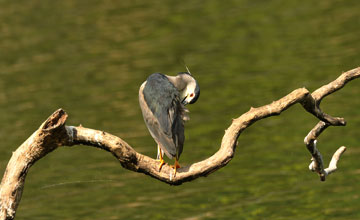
166,98,185,159
141,73,185,159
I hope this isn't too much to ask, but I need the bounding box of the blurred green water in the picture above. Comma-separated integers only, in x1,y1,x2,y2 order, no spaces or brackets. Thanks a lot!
1,0,360,219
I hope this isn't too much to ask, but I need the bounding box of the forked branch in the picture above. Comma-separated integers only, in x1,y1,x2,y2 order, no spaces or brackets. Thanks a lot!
304,121,347,181
1,67,359,220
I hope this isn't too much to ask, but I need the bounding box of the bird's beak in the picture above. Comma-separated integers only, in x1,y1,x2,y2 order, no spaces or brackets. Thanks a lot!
181,96,188,105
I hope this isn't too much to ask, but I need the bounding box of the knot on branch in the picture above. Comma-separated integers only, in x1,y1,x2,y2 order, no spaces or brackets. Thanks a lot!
42,109,68,130
300,93,346,126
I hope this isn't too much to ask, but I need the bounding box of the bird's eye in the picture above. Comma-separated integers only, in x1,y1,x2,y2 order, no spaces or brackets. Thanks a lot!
190,93,194,98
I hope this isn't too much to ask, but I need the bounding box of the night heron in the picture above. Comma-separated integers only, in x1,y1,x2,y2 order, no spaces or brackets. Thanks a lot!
139,72,200,175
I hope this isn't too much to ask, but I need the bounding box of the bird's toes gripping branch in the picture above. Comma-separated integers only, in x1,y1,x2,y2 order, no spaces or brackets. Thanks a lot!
157,157,165,172
169,159,181,178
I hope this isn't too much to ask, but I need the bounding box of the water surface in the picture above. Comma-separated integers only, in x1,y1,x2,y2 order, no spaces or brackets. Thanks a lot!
1,1,360,219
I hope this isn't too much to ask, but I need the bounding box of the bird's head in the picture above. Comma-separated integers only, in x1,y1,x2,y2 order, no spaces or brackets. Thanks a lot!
178,72,200,105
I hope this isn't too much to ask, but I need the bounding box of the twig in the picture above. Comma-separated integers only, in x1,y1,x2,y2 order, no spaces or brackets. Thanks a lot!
304,121,347,181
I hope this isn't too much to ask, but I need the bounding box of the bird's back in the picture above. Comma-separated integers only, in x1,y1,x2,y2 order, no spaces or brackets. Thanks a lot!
143,73,177,124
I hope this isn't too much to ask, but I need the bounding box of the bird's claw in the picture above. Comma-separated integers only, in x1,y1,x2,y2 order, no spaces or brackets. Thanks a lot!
170,160,181,177
156,158,166,172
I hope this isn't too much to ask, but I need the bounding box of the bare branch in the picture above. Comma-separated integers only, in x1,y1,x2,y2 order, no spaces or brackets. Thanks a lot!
304,121,329,177
312,67,360,104
300,67,360,181
304,121,347,181
0,109,69,220
324,146,347,175
1,67,359,220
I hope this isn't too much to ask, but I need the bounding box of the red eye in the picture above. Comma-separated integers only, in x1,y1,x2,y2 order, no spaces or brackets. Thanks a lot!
190,93,194,97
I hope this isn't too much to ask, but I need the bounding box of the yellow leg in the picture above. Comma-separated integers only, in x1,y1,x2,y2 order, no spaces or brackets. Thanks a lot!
170,158,181,177
156,146,165,171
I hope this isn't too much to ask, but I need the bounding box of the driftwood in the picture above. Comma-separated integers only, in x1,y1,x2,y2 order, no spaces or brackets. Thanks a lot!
1,67,359,219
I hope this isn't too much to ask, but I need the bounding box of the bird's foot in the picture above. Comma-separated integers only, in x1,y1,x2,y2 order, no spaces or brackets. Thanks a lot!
156,158,166,171
170,160,181,177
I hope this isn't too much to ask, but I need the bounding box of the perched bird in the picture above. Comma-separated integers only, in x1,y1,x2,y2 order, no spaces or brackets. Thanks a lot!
139,72,200,175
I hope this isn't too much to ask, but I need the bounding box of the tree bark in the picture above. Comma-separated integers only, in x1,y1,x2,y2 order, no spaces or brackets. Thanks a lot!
1,67,359,220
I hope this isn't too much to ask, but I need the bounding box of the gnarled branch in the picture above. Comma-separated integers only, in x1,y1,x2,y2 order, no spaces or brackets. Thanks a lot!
304,121,347,181
1,67,359,220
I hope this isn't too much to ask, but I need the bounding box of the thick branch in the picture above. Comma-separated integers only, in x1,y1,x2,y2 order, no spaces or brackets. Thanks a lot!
1,67,359,220
0,109,69,220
